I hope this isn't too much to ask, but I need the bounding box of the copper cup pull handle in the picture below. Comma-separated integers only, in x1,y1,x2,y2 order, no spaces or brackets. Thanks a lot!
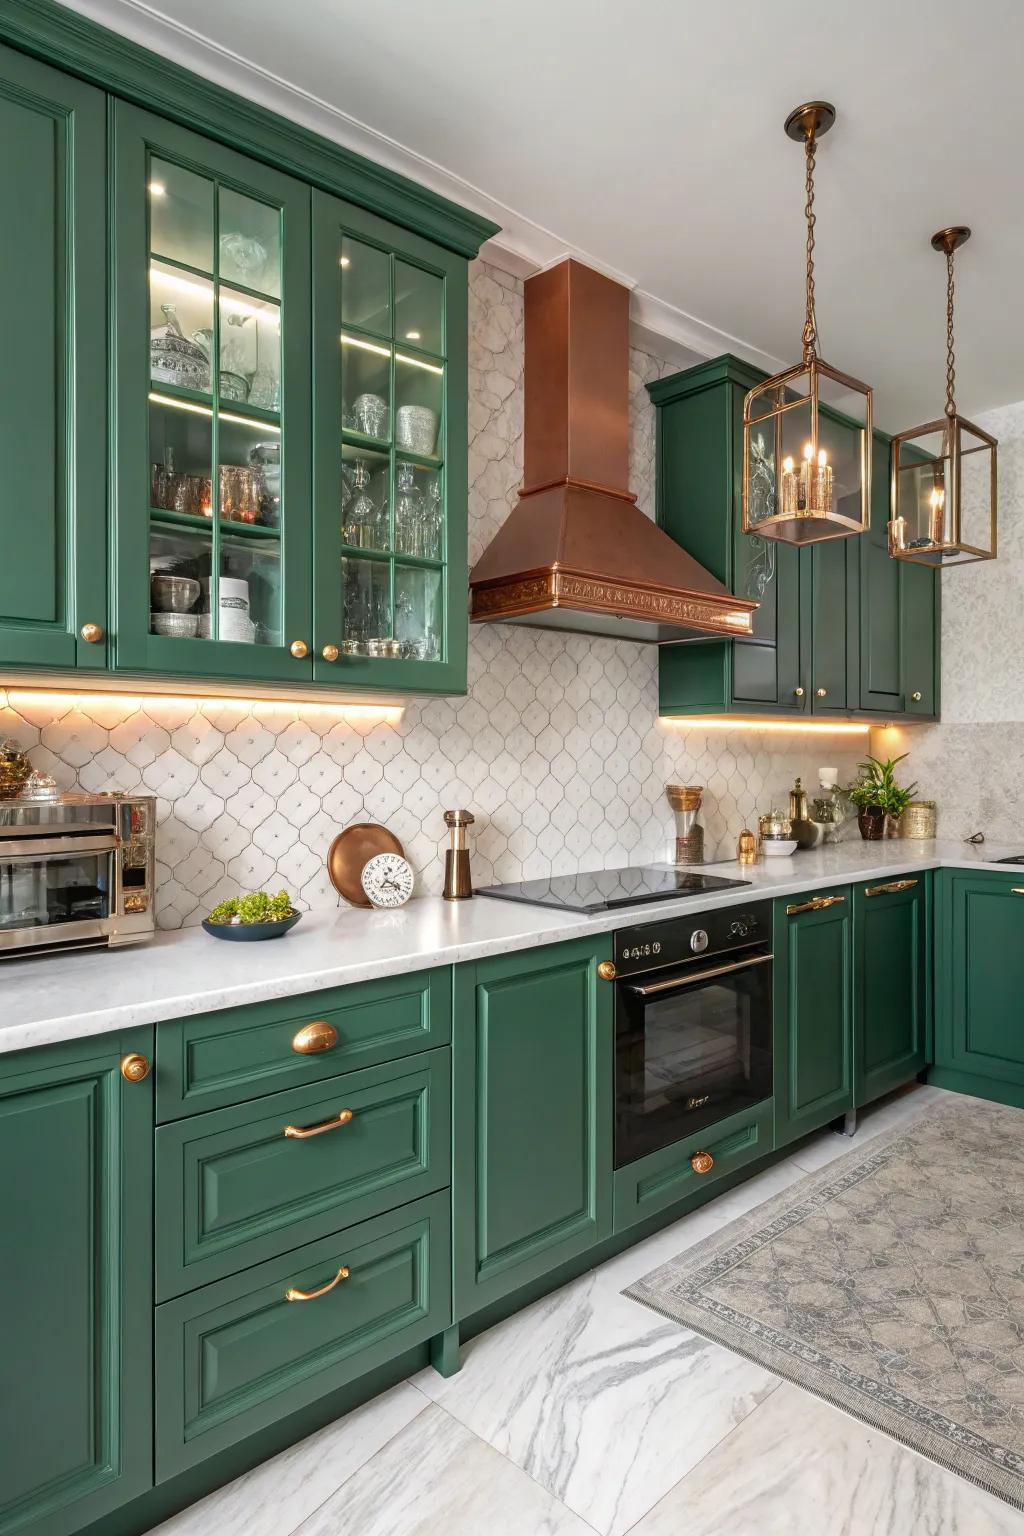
284,1265,350,1302
284,1108,354,1140
292,1021,339,1054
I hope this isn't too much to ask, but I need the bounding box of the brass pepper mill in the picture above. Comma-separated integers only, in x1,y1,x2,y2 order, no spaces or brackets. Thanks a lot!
442,810,475,900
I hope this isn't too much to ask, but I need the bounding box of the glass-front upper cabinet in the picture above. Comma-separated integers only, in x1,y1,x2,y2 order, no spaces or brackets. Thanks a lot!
312,190,467,693
112,104,312,682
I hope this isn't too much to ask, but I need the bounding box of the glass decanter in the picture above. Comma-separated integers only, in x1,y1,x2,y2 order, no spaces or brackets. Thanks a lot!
394,463,423,556
342,460,384,550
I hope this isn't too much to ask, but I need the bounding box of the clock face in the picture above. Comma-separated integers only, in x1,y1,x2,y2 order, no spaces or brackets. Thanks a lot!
360,852,414,909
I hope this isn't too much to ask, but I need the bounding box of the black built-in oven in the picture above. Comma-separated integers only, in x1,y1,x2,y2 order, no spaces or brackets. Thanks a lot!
613,901,773,1167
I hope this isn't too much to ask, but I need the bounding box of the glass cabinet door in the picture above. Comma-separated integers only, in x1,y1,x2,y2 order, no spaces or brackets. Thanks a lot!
312,191,468,694
113,104,312,682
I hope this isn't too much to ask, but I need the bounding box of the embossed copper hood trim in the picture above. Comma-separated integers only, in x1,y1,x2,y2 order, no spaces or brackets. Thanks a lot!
469,259,757,643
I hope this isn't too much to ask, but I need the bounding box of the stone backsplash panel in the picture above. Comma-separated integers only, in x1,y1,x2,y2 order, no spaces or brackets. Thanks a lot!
0,258,862,926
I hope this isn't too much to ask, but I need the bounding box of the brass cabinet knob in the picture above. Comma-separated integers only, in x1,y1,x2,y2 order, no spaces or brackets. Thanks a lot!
292,1020,339,1054
690,1151,714,1175
911,691,922,702
289,639,309,659
793,686,805,698
321,644,340,662
597,960,617,982
816,687,827,698
120,1053,150,1083
81,622,104,644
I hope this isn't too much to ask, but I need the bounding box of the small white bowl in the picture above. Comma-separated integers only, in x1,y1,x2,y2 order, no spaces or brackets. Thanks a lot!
761,838,797,857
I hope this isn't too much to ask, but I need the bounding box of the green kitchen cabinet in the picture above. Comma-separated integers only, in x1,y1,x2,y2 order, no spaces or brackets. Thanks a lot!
311,191,469,693
650,355,939,721
932,871,1024,1101
452,938,614,1318
0,42,108,673
774,888,854,1146
112,102,314,685
0,1031,153,1536
853,874,927,1106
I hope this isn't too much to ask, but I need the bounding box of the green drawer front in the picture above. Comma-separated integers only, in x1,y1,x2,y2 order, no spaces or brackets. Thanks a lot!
613,1099,774,1233
156,1049,451,1300
155,1191,450,1480
156,967,451,1121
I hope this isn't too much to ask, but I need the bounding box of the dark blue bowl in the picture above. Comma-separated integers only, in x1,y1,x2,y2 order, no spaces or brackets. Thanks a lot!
202,910,302,942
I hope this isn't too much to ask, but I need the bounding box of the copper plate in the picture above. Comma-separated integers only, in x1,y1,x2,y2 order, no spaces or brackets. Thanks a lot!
328,823,405,908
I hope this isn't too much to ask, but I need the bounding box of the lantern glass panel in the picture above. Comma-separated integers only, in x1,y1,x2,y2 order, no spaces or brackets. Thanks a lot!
890,419,995,565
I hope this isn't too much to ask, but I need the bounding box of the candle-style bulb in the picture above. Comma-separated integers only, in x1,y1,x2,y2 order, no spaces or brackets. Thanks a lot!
803,442,813,461
930,486,945,511
817,449,827,467
782,455,794,472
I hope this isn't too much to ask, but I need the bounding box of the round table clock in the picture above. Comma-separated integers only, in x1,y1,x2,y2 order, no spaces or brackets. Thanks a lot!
360,852,415,909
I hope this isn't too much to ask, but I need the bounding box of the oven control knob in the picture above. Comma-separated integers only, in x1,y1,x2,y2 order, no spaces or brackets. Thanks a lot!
690,929,709,954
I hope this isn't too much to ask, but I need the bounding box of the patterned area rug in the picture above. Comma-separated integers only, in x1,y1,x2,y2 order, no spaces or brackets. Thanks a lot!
625,1098,1024,1509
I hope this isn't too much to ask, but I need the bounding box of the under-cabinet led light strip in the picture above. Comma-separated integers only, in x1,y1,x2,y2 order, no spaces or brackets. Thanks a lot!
340,333,444,374
4,689,403,722
148,391,281,433
150,265,280,326
662,717,870,734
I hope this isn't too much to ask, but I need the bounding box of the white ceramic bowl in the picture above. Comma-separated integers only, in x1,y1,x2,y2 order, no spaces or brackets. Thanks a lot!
761,838,797,857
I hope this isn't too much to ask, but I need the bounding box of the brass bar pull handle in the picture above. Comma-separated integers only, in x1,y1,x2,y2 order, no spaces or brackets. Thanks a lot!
786,894,847,916
627,952,773,997
284,1109,354,1140
284,1265,350,1302
1012,888,1024,896
866,879,919,897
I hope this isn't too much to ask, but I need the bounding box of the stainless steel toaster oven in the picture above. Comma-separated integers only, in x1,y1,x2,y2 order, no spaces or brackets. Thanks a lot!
0,793,156,956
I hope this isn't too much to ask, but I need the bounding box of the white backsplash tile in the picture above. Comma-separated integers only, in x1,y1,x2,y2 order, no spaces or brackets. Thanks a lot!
0,259,862,926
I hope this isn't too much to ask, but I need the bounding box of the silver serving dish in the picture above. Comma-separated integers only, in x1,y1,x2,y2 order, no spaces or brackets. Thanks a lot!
17,770,60,803
395,404,438,456
151,304,211,392
151,610,199,638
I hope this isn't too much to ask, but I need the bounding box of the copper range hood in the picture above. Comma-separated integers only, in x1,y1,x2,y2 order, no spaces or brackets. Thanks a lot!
469,258,757,643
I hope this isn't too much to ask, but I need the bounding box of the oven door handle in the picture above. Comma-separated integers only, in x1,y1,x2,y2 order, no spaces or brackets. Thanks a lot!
625,951,773,997
0,834,120,859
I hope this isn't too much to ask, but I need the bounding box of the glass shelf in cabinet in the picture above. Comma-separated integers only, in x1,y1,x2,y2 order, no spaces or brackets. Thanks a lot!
341,426,392,453
148,385,281,432
150,508,282,543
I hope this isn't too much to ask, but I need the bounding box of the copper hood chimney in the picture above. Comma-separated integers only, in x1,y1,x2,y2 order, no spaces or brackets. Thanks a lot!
469,258,757,643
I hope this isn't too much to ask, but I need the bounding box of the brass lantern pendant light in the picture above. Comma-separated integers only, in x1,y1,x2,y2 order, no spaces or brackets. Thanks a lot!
889,228,997,566
743,102,873,545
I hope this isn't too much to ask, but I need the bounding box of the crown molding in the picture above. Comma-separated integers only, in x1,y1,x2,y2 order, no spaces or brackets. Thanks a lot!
53,0,785,369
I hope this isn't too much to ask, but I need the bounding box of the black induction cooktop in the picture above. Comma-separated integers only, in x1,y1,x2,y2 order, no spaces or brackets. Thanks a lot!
476,866,751,915
995,855,1024,865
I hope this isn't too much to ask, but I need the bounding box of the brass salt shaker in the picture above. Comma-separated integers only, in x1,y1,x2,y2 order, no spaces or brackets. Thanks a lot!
442,810,475,900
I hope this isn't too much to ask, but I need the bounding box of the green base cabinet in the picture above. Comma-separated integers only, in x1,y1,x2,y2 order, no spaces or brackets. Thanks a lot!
933,870,1024,1095
613,1099,773,1233
453,939,613,1318
774,888,854,1147
0,42,108,674
0,1032,153,1536
853,874,927,1106
155,1192,450,1480
649,355,939,722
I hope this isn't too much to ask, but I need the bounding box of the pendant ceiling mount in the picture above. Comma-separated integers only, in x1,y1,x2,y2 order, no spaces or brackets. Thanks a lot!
742,100,873,547
889,226,997,568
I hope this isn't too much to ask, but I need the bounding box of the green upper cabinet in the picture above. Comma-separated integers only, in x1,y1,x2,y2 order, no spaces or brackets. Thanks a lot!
0,43,107,672
0,1031,153,1536
112,103,314,684
650,355,939,721
452,939,613,1318
311,191,468,694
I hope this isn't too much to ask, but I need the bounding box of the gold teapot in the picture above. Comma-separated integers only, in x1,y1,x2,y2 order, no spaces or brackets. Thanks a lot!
0,739,33,799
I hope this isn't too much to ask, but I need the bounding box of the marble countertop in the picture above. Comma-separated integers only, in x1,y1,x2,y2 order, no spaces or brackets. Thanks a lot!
2,838,1021,1056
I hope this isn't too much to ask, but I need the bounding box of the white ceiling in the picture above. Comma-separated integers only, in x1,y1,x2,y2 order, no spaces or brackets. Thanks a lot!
66,0,1024,426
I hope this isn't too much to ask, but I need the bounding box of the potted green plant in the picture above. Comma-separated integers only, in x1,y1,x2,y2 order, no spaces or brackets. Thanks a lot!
848,755,918,840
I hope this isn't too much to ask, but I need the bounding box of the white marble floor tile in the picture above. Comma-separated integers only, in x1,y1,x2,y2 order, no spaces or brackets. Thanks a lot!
412,1270,779,1536
594,1155,808,1295
291,1402,594,1536
629,1380,1024,1536
789,1082,950,1172
149,1383,427,1536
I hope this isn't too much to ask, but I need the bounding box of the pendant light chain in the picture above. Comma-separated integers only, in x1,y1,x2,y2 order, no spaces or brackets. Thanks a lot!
945,245,957,418
802,132,819,363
